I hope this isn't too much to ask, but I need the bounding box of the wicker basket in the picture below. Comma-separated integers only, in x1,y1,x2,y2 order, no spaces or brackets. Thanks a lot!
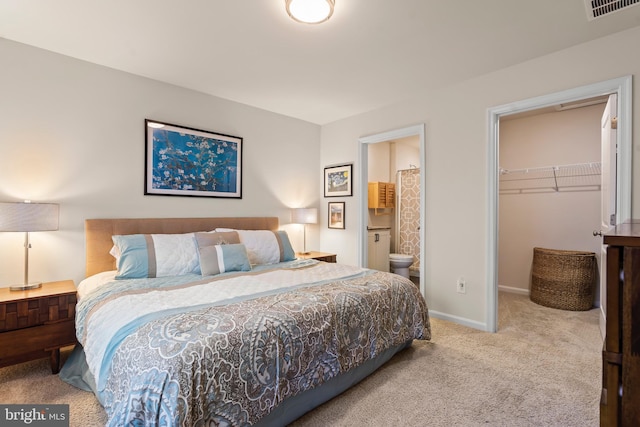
530,247,597,311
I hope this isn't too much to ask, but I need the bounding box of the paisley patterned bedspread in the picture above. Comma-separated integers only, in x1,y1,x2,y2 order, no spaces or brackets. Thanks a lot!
75,260,430,426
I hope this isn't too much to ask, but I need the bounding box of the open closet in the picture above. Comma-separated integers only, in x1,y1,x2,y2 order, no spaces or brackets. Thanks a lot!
497,99,606,302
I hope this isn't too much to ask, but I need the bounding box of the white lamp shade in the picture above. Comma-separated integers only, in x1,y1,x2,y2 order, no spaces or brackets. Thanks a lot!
286,0,334,24
0,202,59,232
291,208,318,224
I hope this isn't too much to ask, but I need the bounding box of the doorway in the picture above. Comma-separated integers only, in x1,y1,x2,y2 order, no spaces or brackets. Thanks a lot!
487,76,632,333
498,98,606,302
358,124,426,296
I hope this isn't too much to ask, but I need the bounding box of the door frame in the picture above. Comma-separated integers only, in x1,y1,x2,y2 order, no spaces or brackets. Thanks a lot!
486,76,632,333
358,124,426,296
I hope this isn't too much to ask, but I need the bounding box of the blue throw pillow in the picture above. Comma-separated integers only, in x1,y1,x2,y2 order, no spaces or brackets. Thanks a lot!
198,243,252,276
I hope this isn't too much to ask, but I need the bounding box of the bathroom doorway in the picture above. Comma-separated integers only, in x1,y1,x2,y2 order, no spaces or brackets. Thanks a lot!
358,124,426,296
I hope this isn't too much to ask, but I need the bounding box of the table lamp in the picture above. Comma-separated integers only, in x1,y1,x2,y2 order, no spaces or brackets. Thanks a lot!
291,208,318,255
0,201,59,291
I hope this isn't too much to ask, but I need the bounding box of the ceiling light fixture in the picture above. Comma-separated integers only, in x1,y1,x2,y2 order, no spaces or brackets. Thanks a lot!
286,0,334,24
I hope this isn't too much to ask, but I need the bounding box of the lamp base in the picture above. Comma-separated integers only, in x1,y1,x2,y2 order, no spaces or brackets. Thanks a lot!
10,282,42,291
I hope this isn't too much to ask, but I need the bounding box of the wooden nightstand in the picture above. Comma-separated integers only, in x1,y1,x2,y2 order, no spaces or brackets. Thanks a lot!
0,280,77,374
297,251,337,263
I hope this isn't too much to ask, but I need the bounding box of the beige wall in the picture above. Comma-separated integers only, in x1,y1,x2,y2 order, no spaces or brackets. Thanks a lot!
319,26,640,329
0,39,321,286
498,105,604,295
367,142,391,182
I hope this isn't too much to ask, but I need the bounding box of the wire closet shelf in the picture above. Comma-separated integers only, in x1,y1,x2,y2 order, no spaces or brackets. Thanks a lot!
499,162,601,194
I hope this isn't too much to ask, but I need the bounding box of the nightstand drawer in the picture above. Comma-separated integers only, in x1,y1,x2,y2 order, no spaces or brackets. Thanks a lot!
0,293,76,332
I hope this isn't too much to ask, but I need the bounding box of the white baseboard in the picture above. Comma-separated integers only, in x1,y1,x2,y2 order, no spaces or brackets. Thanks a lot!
498,285,529,296
428,310,487,331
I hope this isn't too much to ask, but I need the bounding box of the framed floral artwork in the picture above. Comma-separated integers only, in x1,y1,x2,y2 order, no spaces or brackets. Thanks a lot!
324,163,352,197
145,119,242,198
328,202,345,229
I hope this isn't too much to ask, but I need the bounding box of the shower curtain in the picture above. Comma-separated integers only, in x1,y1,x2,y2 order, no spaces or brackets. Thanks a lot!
396,168,420,273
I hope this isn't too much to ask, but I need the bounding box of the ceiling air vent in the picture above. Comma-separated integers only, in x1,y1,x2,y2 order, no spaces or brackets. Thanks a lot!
585,0,640,20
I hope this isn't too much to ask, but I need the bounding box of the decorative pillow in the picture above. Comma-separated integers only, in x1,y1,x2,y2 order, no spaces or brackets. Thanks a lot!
112,233,200,279
215,229,295,265
194,231,240,248
195,231,247,276
198,243,251,276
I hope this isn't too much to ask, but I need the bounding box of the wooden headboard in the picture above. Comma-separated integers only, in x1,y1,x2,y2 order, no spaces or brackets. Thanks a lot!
85,217,279,277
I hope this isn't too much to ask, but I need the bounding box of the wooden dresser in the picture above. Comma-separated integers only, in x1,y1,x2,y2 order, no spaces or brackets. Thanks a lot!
601,221,640,426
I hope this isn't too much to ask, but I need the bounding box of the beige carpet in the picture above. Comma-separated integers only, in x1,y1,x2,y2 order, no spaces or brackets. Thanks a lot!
0,292,601,426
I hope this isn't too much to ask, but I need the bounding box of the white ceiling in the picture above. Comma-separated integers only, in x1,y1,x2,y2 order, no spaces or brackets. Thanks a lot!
1,1,640,125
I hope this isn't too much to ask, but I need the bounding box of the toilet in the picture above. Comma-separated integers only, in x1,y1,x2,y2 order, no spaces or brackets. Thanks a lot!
389,253,414,279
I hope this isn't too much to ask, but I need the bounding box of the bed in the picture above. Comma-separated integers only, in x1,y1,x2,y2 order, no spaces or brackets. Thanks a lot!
61,216,430,426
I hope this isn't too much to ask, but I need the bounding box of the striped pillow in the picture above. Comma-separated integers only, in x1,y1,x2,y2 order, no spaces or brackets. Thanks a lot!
198,243,251,276
215,229,296,265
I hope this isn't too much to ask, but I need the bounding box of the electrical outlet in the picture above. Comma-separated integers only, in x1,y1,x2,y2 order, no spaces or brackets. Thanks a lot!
457,277,466,294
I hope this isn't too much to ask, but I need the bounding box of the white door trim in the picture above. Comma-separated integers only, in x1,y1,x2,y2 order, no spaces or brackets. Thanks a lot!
358,124,426,296
486,76,632,333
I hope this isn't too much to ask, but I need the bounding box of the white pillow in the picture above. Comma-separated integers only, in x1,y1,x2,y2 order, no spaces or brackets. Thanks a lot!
109,244,120,260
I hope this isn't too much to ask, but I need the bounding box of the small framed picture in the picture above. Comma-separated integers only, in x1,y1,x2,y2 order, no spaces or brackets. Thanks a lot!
328,202,345,229
324,164,352,197
145,119,242,198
